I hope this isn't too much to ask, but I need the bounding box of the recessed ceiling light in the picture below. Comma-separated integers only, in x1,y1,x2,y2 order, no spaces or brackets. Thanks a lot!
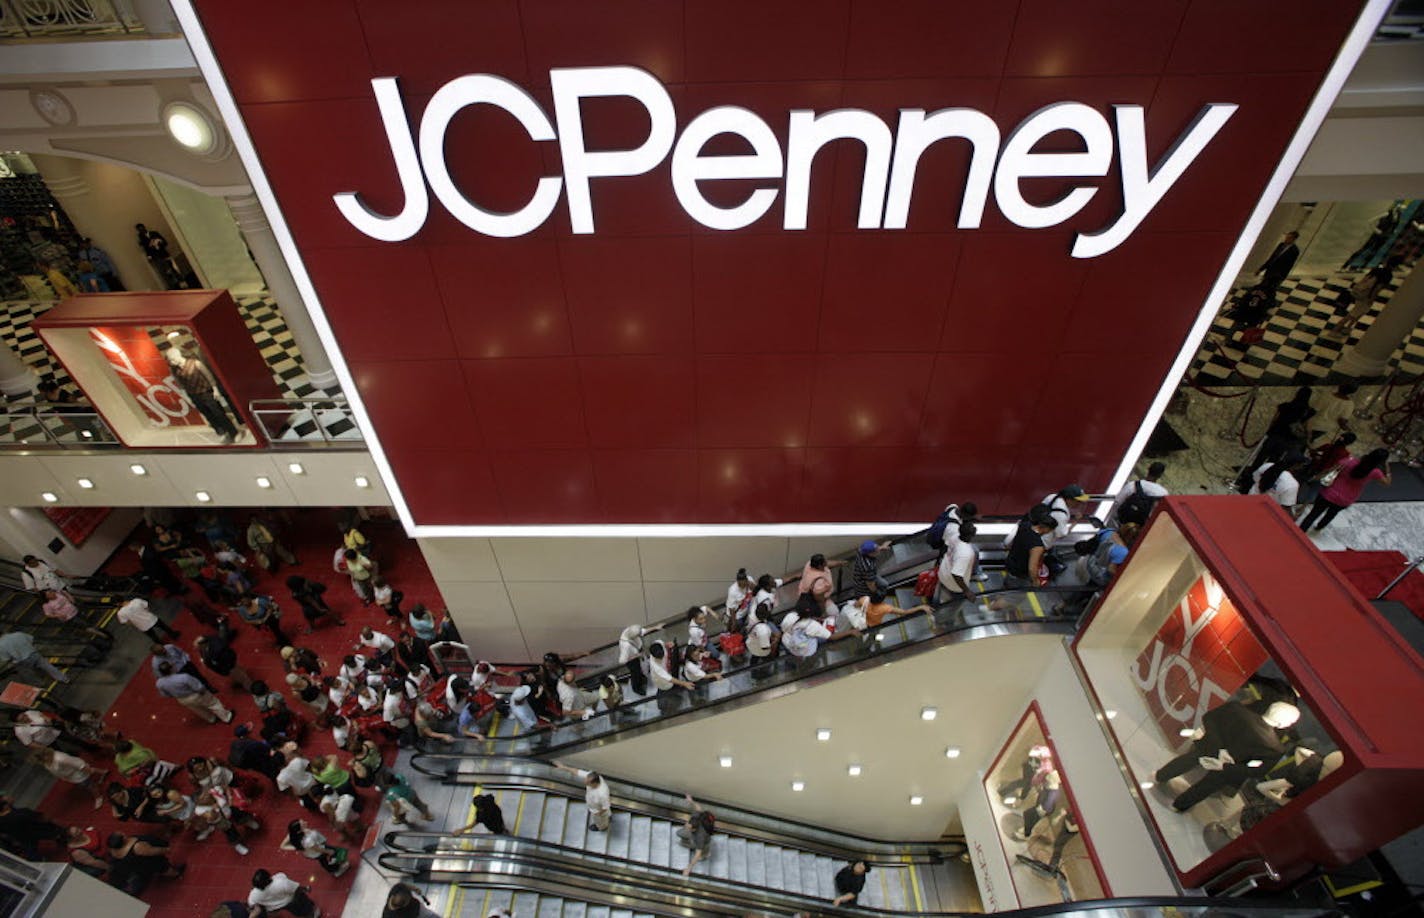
945,747,961,759
1104,710,1118,720
815,728,832,742
1178,728,1195,738
288,462,305,475
874,633,885,642
909,795,924,806
40,491,58,503
1246,759,1263,769
76,478,94,489
255,476,272,489
790,780,805,792
847,764,862,777
195,490,212,502
354,475,370,488
79,430,92,439
1139,781,1154,790
130,464,147,476
164,101,217,154
718,755,733,768
920,707,938,721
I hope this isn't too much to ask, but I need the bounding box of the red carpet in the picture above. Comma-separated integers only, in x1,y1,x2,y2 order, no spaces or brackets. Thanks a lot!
1324,549,1424,622
39,512,444,917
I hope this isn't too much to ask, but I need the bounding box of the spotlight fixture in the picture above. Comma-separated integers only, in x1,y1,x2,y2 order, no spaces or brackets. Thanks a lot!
1178,728,1196,738
1104,710,1118,720
288,462,305,475
847,764,862,777
354,475,370,488
718,755,733,768
790,780,805,792
1139,781,1154,790
909,795,924,806
815,728,832,742
163,100,218,154
76,478,94,489
920,707,938,721
255,476,273,489
130,464,147,476
195,490,212,502
40,491,58,503
945,747,962,759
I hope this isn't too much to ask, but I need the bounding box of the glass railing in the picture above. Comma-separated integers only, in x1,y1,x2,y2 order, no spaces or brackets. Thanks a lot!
0,406,119,448
0,0,144,39
421,583,1091,758
248,397,365,447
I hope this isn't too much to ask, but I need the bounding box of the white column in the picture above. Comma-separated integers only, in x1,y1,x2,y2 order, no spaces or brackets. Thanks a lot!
226,194,338,389
1337,267,1424,377
0,343,38,397
33,153,160,291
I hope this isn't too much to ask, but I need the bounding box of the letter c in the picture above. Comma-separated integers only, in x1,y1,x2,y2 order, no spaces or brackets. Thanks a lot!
419,74,564,239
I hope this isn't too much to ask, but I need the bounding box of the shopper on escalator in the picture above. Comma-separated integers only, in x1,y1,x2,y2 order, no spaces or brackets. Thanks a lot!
618,622,662,696
1004,510,1055,590
832,860,871,906
677,793,716,877
552,762,613,832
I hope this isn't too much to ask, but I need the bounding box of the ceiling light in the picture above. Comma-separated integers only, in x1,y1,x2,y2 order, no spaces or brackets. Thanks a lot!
718,755,733,768
1178,728,1196,738
920,707,938,721
288,462,305,475
1104,710,1118,720
874,633,885,642
815,728,832,742
945,747,961,759
255,476,272,489
79,430,92,439
909,795,924,806
1003,796,1017,806
164,101,217,154
40,491,58,503
790,780,805,792
1139,781,1154,790
354,475,370,488
1246,759,1263,769
166,331,180,339
130,464,147,476
195,490,212,502
847,764,862,777
76,478,94,489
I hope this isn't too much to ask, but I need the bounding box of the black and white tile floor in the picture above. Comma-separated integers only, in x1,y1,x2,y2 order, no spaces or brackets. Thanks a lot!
1190,268,1424,385
0,293,355,445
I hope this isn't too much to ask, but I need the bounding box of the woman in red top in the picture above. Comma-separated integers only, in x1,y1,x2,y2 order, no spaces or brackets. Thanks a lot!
1299,448,1392,531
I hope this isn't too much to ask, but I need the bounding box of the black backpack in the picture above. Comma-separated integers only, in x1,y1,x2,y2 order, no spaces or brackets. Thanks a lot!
1116,481,1158,526
926,505,959,551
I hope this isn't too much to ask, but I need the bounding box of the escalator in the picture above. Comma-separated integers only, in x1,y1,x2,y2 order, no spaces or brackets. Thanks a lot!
384,760,971,915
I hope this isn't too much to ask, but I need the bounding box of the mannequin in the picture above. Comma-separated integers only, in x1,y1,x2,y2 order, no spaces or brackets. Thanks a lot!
998,745,1052,805
1155,700,1300,812
167,346,238,443
1015,769,1061,839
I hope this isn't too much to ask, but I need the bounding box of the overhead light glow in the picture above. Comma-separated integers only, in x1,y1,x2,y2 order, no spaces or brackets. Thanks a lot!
1179,728,1196,738
1104,710,1118,720
790,780,805,792
815,728,831,742
256,477,273,489
164,101,217,154
920,707,937,721
288,462,305,475
354,475,370,488
130,464,147,476
1139,781,1154,790
909,795,924,806
945,747,961,759
718,755,732,768
76,478,94,489
40,491,58,503
847,764,862,777
195,490,212,502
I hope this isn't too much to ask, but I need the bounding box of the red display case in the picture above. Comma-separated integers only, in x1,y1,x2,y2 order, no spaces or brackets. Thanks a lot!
1072,495,1424,887
32,290,281,449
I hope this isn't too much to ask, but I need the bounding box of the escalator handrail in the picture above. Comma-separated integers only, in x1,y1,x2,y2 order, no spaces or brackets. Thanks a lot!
389,762,959,864
379,829,949,917
422,578,1096,757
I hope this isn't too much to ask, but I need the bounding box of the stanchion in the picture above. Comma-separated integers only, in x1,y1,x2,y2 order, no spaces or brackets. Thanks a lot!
1377,555,1424,601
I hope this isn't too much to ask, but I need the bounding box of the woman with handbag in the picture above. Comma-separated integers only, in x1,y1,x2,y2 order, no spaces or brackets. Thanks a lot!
285,818,351,876
193,786,259,854
1299,448,1393,532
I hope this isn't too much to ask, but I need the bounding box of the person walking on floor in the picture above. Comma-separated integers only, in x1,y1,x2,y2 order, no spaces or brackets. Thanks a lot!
155,662,234,724
117,596,181,642
150,641,216,693
1255,230,1299,294
246,515,297,572
1299,448,1392,532
247,868,321,918
552,761,613,832
196,625,253,692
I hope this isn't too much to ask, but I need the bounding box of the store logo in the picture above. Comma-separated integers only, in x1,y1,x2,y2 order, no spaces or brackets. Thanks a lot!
335,66,1235,257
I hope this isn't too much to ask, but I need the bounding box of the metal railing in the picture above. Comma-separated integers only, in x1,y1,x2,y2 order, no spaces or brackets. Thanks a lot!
0,406,119,449
0,0,143,38
248,397,365,447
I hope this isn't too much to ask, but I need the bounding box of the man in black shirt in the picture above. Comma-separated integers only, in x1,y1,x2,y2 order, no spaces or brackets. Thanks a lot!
833,860,870,906
1255,231,1299,294
228,724,284,783
1004,513,1056,590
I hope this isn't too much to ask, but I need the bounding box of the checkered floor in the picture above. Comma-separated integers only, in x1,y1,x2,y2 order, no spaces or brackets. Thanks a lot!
0,293,353,444
1190,267,1424,384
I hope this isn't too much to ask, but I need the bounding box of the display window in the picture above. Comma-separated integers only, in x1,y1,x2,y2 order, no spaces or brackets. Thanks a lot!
984,704,1107,906
1073,511,1345,878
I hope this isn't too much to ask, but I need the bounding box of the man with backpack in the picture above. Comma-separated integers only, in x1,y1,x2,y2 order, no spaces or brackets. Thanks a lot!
926,502,978,562
1112,462,1168,526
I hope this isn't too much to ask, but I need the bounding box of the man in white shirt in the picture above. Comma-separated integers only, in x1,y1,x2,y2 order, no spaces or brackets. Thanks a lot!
13,710,61,749
116,597,180,641
556,670,600,719
618,622,661,696
936,522,979,617
553,761,613,831
20,556,64,594
277,748,320,809
647,643,695,714
1038,485,1091,545
247,869,315,915
357,626,396,663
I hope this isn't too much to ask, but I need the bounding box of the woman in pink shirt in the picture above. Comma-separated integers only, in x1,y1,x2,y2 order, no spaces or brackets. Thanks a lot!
42,590,114,647
1299,448,1391,532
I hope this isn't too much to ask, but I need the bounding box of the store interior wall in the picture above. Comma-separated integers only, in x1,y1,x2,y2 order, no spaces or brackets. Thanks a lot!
0,505,142,574
27,152,177,293
147,173,264,294
567,633,1064,841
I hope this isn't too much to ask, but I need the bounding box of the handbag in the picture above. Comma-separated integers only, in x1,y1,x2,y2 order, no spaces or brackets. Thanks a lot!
718,631,746,656
1318,467,1339,487
914,568,938,599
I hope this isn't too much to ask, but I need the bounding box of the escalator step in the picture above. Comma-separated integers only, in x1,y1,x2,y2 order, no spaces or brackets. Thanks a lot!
759,841,780,890
563,903,587,918
563,800,588,848
725,835,747,882
587,906,611,918
536,896,563,918
797,852,822,898
648,817,672,868
540,796,569,844
485,889,514,912
608,811,631,859
744,840,766,887
516,791,545,835
781,848,804,894
885,864,908,910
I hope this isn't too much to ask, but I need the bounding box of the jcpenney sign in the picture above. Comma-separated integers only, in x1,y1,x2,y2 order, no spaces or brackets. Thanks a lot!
336,66,1235,258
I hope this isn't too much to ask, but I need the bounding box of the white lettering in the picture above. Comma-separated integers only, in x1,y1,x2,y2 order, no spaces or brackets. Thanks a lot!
784,109,893,231
333,67,1234,257
551,66,676,234
1072,102,1238,258
994,102,1112,229
884,108,1000,230
671,106,783,231
333,78,428,242
418,74,563,239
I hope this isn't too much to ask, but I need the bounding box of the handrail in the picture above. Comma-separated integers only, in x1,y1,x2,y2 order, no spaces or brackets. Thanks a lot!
0,0,145,39
402,757,960,863
247,396,365,447
418,579,1092,759
0,405,120,450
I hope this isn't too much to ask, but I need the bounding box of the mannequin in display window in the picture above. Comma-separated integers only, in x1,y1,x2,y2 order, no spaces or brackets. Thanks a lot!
1216,747,1345,840
1154,700,1300,812
1014,768,1061,840
998,744,1053,806
167,346,238,444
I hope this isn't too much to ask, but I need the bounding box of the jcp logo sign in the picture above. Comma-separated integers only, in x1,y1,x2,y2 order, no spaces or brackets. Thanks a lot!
335,65,1235,257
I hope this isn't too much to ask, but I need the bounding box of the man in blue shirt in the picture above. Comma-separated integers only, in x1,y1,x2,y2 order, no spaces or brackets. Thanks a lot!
76,237,123,290
0,631,69,684
149,642,215,693
155,662,233,724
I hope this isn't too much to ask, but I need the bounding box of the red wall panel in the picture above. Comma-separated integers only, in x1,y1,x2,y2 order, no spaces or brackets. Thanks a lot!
188,0,1369,526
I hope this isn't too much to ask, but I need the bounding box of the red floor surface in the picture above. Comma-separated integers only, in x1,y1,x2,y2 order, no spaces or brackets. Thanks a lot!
1325,549,1424,621
39,512,444,917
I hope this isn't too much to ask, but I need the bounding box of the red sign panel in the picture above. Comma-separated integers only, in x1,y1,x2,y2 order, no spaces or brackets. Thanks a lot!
88,326,202,428
180,0,1372,529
